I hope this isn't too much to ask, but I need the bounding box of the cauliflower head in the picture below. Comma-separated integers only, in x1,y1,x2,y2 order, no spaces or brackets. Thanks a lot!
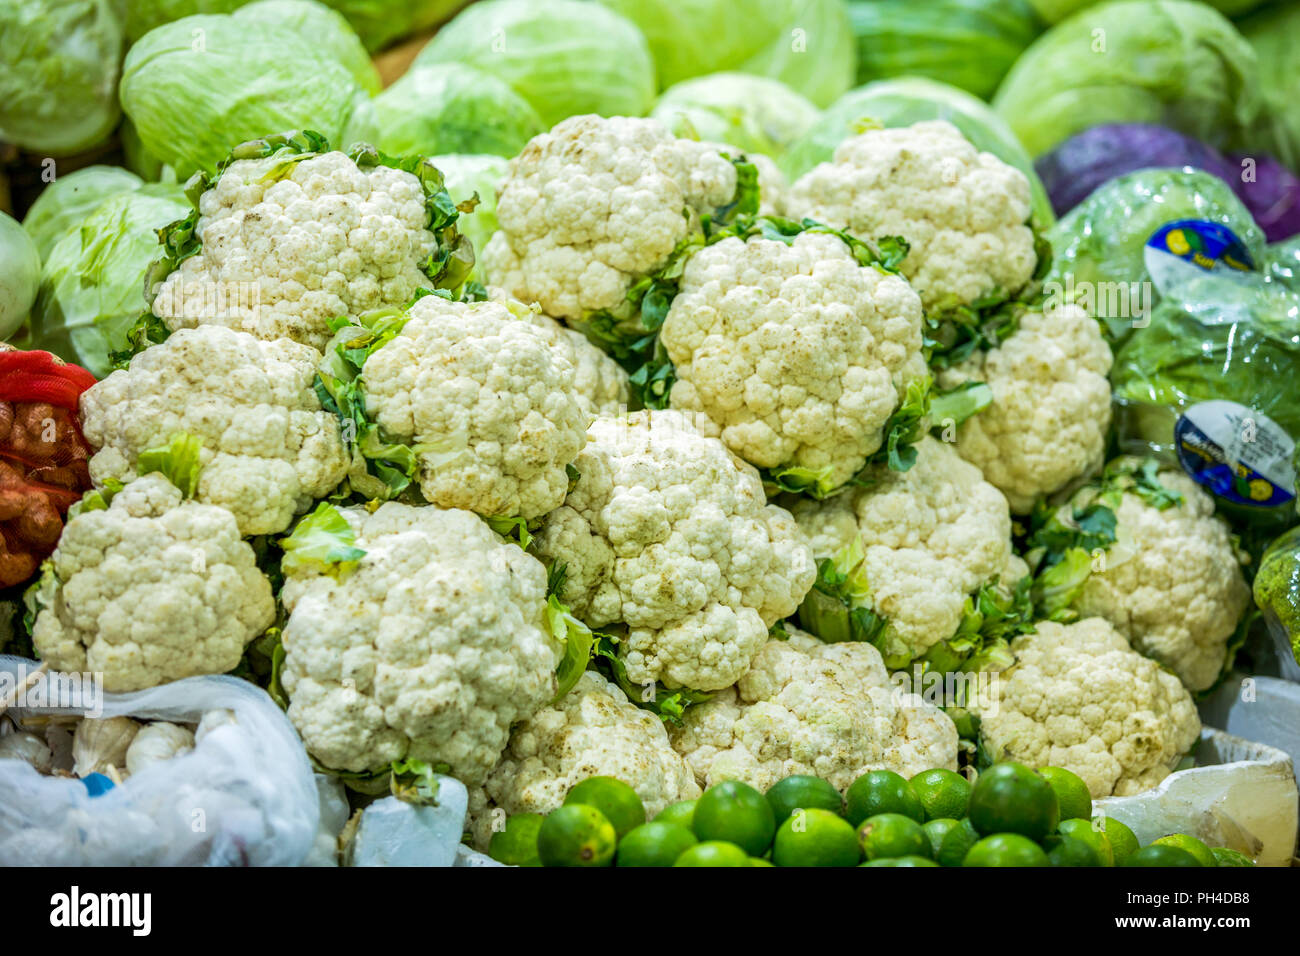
522,313,630,420
671,629,958,792
660,230,926,490
152,149,445,351
532,410,816,692
937,304,1113,513
470,670,701,848
80,326,350,536
361,295,588,519
791,436,1026,661
479,114,740,323
279,503,560,784
787,120,1037,313
31,473,275,692
976,618,1201,798
1072,469,1251,692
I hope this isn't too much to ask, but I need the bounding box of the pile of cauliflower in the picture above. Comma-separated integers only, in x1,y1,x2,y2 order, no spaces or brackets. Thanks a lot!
5,114,1254,839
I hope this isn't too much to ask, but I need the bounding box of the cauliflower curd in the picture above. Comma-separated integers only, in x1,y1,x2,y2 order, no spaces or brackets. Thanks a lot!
976,618,1201,799
533,410,816,693
80,325,350,536
671,629,958,792
279,503,560,785
788,120,1037,313
660,229,926,490
31,473,275,692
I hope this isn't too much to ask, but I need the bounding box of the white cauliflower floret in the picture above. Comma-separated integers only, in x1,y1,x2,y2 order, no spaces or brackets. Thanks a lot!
80,326,349,536
152,150,440,351
1072,469,1251,692
533,410,816,692
976,618,1201,798
31,473,275,692
361,295,588,519
791,436,1026,660
480,114,739,322
470,671,701,848
279,503,560,784
787,120,1037,313
660,230,925,490
672,629,958,792
937,304,1113,513
524,315,630,420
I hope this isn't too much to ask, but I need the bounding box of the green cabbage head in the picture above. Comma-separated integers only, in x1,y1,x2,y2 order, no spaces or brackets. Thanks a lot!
432,154,510,277
0,0,124,155
22,166,145,261
234,0,380,94
23,187,189,377
415,0,656,129
993,0,1262,157
650,72,820,161
0,212,40,340
120,13,366,176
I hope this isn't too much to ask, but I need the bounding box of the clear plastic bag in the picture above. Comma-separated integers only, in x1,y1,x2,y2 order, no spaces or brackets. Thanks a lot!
0,658,320,866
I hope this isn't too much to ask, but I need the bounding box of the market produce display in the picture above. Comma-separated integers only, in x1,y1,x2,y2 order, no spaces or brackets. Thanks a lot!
1,0,1298,870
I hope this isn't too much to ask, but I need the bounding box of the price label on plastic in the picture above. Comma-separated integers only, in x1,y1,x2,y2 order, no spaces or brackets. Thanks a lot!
1174,400,1296,508
1144,219,1256,297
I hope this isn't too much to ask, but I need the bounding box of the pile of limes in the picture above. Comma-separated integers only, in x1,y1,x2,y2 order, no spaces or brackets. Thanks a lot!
486,765,1256,867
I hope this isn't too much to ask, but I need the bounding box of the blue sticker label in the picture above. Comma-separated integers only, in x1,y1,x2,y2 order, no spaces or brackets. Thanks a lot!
1144,220,1256,297
1175,401,1296,508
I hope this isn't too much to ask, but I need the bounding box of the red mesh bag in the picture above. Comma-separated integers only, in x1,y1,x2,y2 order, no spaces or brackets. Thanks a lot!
0,346,97,588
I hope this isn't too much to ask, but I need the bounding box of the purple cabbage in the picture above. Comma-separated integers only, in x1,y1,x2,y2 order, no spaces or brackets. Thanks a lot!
1036,123,1300,241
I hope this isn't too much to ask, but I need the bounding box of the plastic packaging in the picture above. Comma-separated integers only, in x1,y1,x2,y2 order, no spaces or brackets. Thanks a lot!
0,660,320,866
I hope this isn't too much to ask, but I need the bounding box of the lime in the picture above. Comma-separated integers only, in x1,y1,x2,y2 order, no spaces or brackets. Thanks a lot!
748,857,775,866
766,774,843,824
673,840,751,867
968,763,1059,840
845,770,924,826
487,813,543,867
963,833,1051,867
1152,834,1216,867
1211,847,1255,867
1046,835,1103,867
936,818,981,867
910,768,972,821
692,780,776,856
1039,767,1093,821
921,818,961,858
1096,815,1139,865
537,804,617,867
565,776,645,838
1123,845,1202,867
654,799,697,828
771,808,861,867
1058,818,1114,866
615,822,697,867
860,855,939,867
857,813,931,861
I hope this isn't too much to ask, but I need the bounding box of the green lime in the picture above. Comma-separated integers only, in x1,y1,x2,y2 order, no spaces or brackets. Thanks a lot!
766,774,843,824
565,776,645,838
963,833,1051,867
1039,767,1093,821
1123,845,1202,867
1096,815,1139,865
1058,818,1114,866
654,799,697,828
1211,847,1255,867
968,763,1059,840
909,768,972,821
936,818,981,867
1047,835,1103,867
922,818,961,858
1152,834,1216,867
845,770,924,826
536,804,617,867
673,840,751,867
860,855,939,867
487,813,543,867
615,822,697,867
692,780,776,856
771,808,861,867
857,813,931,861
748,857,775,866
